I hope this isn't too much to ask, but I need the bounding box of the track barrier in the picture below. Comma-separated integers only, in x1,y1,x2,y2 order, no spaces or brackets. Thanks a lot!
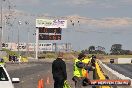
95,62,111,88
98,60,132,88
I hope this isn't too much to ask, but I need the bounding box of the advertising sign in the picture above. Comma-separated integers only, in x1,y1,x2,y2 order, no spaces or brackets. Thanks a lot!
39,34,61,40
39,43,53,51
2,43,53,51
36,19,67,28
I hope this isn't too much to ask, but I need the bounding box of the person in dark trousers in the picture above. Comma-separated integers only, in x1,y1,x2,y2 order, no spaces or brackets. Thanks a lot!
90,55,96,81
90,55,96,69
72,53,91,88
52,52,67,88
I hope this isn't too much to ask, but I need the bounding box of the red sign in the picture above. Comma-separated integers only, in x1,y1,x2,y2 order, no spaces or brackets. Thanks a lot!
39,34,61,40
90,80,131,86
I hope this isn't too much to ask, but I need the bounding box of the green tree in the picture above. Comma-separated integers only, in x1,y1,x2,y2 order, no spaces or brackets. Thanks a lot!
88,46,95,54
110,44,122,55
95,46,106,54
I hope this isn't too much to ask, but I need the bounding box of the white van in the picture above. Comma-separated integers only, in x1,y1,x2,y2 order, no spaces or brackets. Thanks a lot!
0,65,20,88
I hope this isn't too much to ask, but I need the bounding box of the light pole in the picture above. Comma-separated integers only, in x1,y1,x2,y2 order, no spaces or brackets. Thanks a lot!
25,21,29,57
35,28,39,60
0,0,3,50
70,20,80,51
18,20,21,57
0,0,6,50
33,31,36,58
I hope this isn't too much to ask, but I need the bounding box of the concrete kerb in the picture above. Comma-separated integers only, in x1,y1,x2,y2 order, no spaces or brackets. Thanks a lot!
98,60,132,88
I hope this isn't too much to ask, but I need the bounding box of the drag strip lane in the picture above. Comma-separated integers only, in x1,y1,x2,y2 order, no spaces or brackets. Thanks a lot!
5,62,77,88
106,64,132,79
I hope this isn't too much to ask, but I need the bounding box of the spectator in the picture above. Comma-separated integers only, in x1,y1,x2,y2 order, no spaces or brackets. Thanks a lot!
9,55,11,61
13,54,16,62
0,58,5,66
11,55,14,62
52,52,67,88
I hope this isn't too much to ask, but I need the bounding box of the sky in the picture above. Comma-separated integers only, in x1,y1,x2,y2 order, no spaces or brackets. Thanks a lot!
1,0,132,52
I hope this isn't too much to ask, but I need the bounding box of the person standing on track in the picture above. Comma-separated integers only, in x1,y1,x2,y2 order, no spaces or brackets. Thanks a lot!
72,53,91,88
52,52,67,88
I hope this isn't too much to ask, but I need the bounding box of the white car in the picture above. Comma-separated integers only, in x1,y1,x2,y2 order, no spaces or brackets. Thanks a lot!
0,65,20,88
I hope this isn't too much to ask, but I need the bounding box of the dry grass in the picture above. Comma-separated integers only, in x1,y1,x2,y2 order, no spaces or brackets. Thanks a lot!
99,55,132,62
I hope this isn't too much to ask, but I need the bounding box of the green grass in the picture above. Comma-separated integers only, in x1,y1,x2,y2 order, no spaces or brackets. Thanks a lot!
2,48,29,62
2,48,18,57
38,52,57,59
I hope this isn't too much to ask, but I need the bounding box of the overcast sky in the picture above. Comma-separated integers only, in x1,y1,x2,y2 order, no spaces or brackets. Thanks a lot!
2,0,132,52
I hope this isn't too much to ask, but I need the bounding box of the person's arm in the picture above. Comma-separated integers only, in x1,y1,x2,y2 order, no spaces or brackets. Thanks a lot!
76,61,91,70
52,61,55,76
76,61,85,68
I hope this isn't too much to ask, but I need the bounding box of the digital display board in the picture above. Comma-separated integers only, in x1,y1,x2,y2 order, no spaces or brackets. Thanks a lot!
39,27,62,34
39,34,61,40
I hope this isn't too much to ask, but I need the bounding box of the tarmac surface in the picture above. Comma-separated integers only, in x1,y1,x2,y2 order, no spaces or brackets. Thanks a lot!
107,63,132,79
5,59,93,88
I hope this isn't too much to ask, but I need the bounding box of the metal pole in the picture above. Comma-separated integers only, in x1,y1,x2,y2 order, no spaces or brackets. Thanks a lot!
11,30,13,50
33,31,35,58
18,24,19,57
34,41,35,58
0,0,3,50
35,28,38,59
27,29,29,56
18,21,21,57
25,21,29,57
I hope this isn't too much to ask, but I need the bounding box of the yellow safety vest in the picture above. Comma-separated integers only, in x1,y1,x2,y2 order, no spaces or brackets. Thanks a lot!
0,62,5,66
82,57,90,64
82,58,90,78
73,58,83,77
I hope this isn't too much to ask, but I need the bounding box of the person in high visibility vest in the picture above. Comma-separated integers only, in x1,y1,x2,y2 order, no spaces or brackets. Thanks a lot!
0,58,5,66
72,53,90,88
82,57,91,78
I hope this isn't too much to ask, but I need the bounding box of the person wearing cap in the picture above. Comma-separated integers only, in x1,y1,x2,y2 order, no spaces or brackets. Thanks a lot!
52,52,67,88
72,53,90,88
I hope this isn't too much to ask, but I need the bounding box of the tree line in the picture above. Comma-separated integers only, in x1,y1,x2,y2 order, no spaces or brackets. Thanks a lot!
81,44,132,55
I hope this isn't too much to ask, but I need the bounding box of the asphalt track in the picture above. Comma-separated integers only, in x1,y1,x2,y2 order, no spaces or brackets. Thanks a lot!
106,63,132,79
6,60,93,88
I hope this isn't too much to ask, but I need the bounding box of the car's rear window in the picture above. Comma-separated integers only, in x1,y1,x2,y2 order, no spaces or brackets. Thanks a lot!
0,67,9,81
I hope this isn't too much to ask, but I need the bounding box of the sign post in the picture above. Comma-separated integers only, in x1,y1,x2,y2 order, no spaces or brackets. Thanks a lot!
35,28,39,59
36,19,67,59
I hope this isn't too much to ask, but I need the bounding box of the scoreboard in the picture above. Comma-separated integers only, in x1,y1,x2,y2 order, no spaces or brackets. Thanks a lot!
39,27,62,34
39,34,61,40
38,27,62,40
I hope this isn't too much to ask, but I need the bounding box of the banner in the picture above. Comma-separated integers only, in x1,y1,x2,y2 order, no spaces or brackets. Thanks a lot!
39,43,53,51
90,80,131,86
36,19,67,28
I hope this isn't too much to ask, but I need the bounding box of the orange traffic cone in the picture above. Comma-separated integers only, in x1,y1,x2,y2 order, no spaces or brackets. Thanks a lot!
41,79,44,88
38,80,41,88
38,79,44,88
